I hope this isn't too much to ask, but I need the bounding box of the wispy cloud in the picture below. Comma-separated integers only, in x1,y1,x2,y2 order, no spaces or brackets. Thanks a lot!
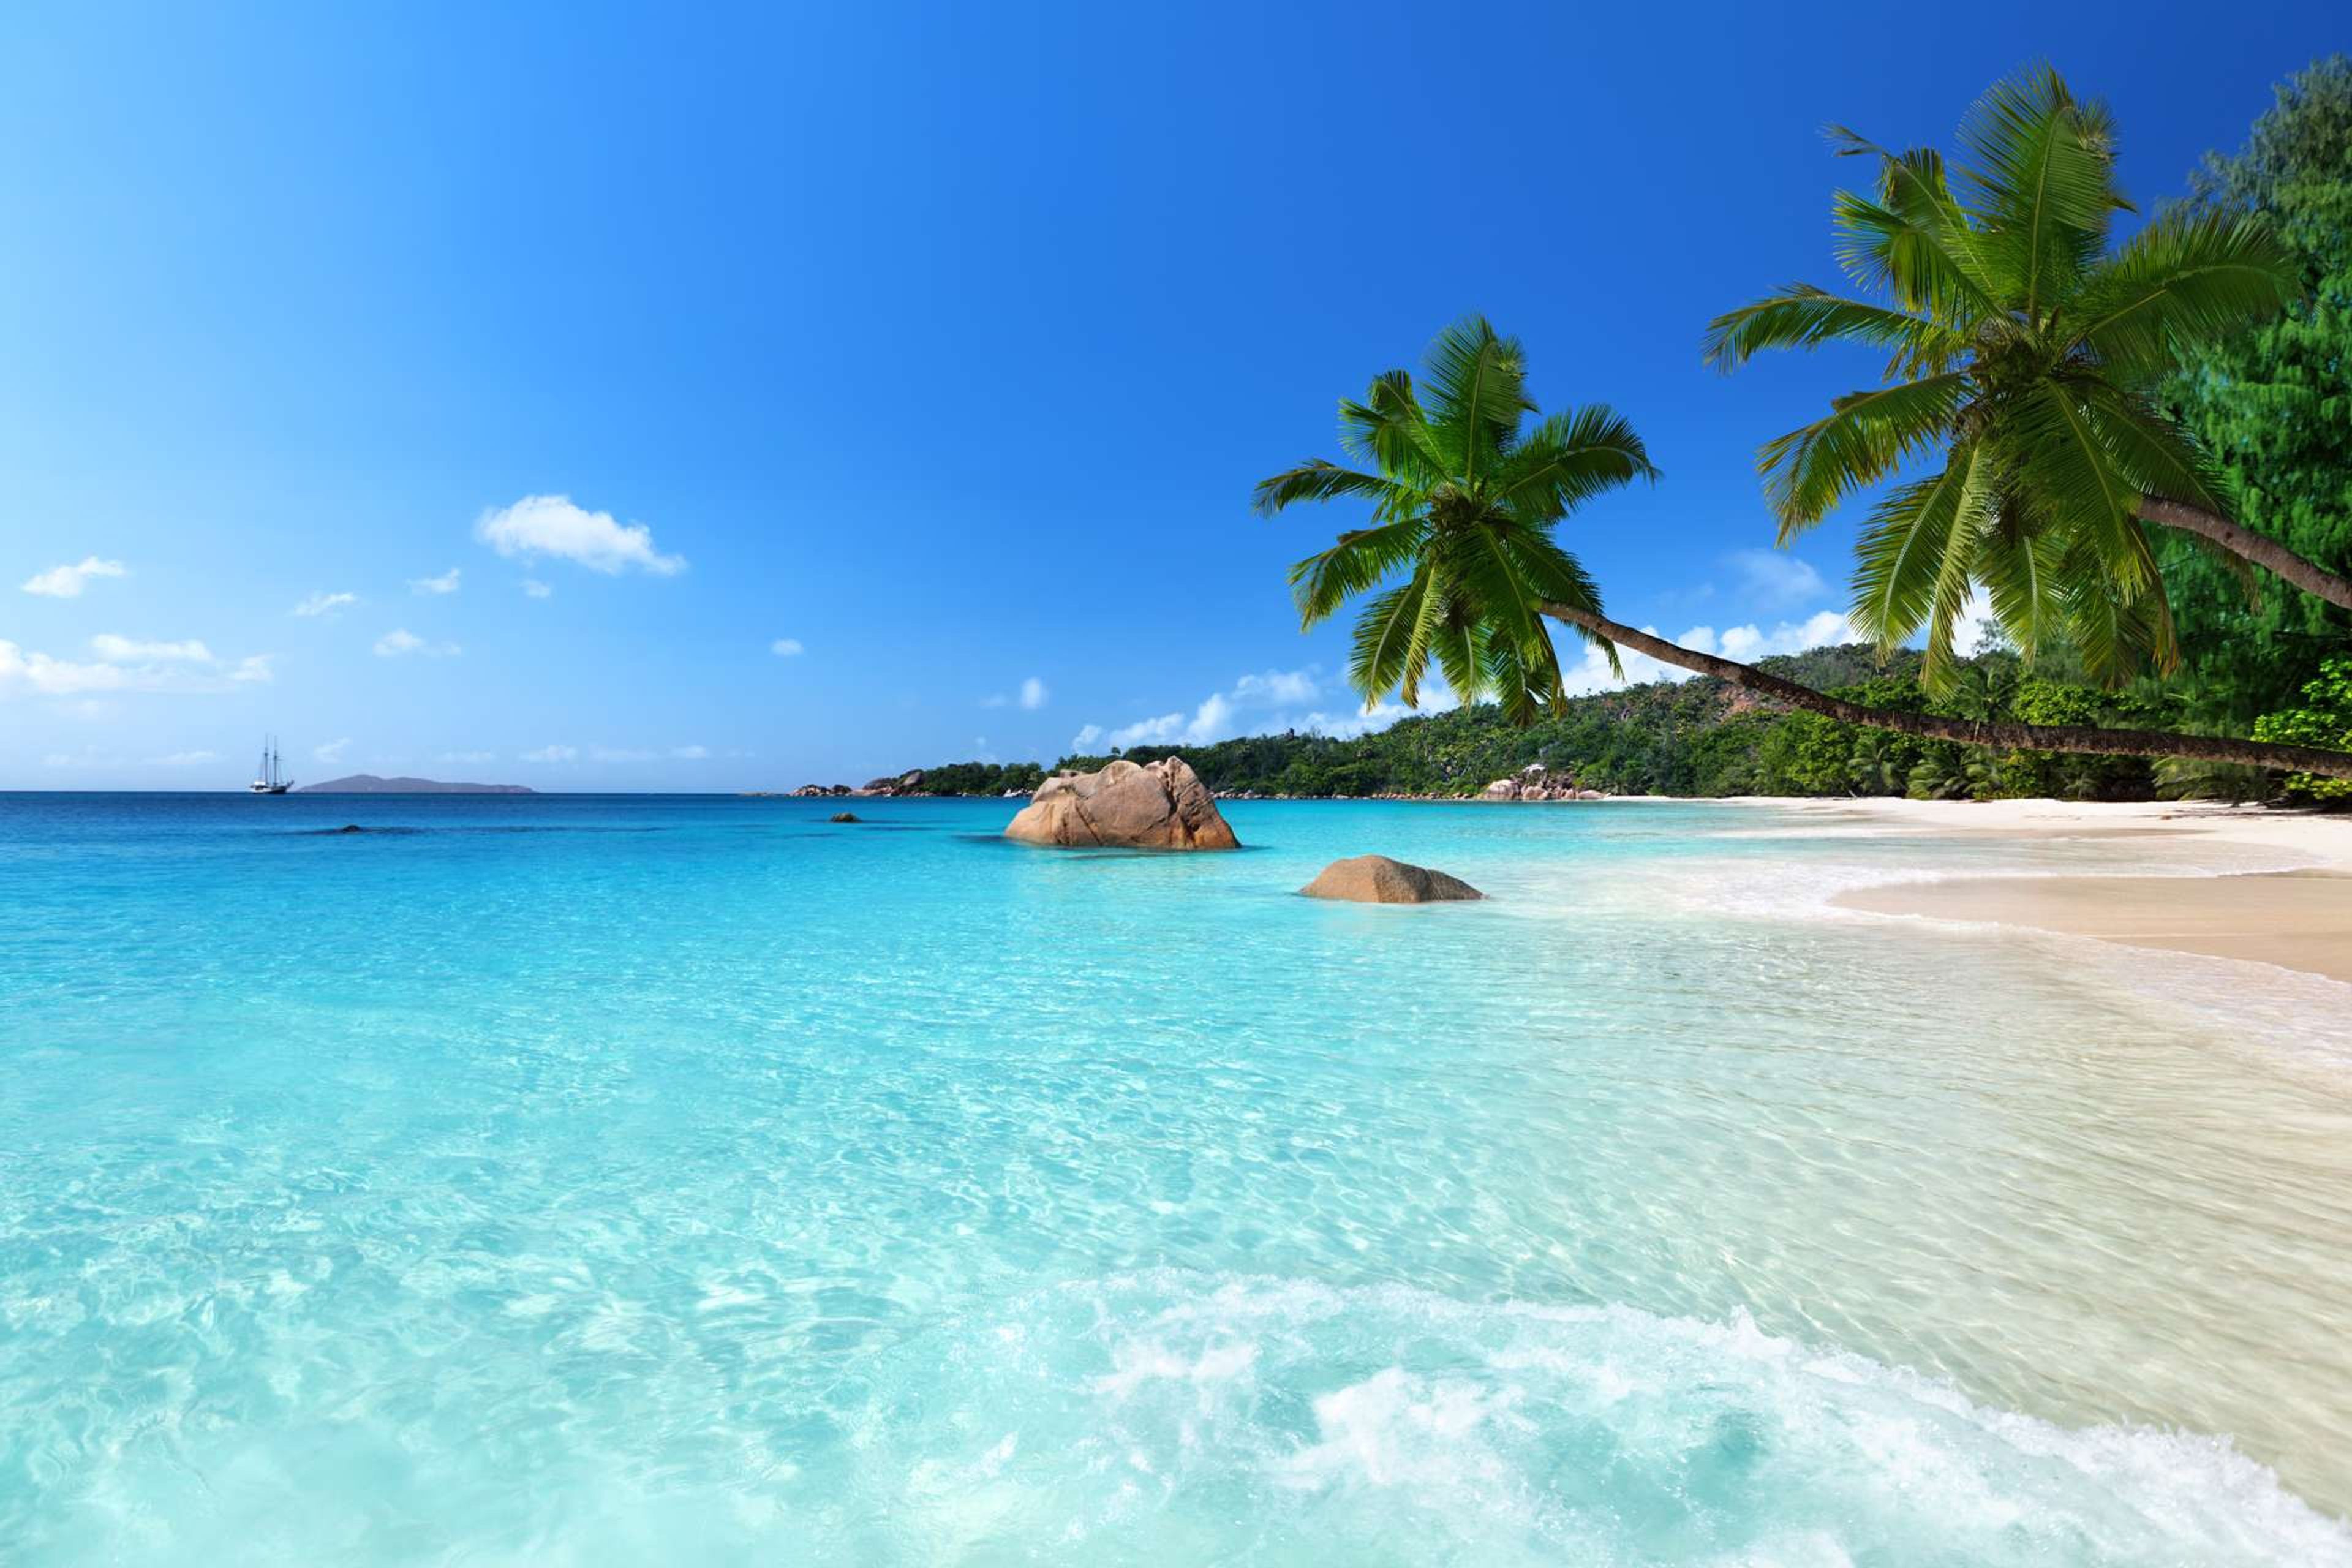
521,744,578,763
91,634,213,663
1072,666,1441,753
771,637,804,657
522,579,553,599
21,557,127,598
150,750,222,767
1724,548,1828,610
314,737,352,763
1019,676,1048,710
1,636,270,698
439,750,496,765
292,590,358,617
409,567,462,595
477,495,685,576
374,628,460,658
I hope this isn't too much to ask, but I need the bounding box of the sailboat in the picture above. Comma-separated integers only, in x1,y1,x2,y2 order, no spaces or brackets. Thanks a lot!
249,736,294,794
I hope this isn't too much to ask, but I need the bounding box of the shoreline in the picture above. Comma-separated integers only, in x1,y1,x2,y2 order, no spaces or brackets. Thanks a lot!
1746,798,2352,987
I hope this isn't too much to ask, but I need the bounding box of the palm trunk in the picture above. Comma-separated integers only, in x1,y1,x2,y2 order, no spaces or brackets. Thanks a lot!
2136,495,2352,612
1539,601,2352,782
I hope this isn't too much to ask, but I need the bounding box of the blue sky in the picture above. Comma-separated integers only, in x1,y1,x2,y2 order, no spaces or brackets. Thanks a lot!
2,2,2342,790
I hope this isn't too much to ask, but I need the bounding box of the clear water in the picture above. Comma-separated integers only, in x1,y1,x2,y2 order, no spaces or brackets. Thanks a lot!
3,792,2350,1564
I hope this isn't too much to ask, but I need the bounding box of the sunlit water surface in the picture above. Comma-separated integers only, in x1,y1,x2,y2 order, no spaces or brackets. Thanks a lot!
3,793,2350,1564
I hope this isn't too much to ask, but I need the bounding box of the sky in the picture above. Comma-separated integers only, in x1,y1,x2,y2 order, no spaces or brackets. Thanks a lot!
1,2,2342,791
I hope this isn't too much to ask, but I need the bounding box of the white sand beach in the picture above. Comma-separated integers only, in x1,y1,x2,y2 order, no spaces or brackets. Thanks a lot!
1766,799,2352,984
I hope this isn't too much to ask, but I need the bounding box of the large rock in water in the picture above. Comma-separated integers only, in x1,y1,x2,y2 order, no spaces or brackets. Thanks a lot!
1005,758,1240,850
1300,854,1482,903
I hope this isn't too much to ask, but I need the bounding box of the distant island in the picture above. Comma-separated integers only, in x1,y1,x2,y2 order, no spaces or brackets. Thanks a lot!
297,775,537,794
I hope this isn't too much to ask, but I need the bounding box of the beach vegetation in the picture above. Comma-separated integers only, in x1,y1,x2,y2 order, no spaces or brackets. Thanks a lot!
1707,65,2348,687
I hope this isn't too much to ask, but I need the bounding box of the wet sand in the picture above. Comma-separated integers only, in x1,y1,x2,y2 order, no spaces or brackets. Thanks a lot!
1835,867,2352,983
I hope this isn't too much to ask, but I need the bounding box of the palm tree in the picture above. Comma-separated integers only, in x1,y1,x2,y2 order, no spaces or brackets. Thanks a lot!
1252,317,1655,723
1704,67,2352,688
1259,318,2352,782
1847,729,1909,794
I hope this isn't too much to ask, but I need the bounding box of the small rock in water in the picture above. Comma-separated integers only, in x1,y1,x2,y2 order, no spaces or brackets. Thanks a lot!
1300,854,1482,903
334,824,364,834
830,812,861,823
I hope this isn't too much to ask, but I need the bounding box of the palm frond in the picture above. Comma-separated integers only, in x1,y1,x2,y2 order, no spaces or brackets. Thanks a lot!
1252,460,1400,519
1847,443,1989,689
1503,528,1621,677
1420,316,1531,485
1428,593,1488,709
1758,373,1969,538
1703,285,1964,377
2069,377,2224,513
1825,135,2000,314
1490,404,1657,521
2004,380,2144,587
1286,515,1431,627
2066,209,2298,374
1348,568,1431,704
1336,370,1452,489
1955,66,2119,317
1481,630,1567,725
1976,508,2069,662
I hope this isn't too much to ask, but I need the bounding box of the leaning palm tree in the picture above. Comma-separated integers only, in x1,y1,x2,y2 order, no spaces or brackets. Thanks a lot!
1253,316,1654,723
1705,66,2351,688
1260,318,2352,781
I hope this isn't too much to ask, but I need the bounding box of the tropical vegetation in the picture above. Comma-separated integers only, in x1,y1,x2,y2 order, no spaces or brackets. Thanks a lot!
913,58,2352,802
1706,66,2348,687
2156,56,2352,725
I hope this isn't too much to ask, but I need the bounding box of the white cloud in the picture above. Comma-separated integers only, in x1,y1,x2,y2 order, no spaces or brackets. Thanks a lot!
590,746,658,763
292,590,357,617
1724,549,1827,609
1232,669,1320,706
981,692,1009,709
22,557,127,597
1953,586,1998,656
771,637,803,657
374,628,459,658
410,567,462,595
671,745,709,760
314,738,352,763
475,494,685,576
91,634,213,663
1019,676,1048,710
1076,666,1428,752
439,750,496,764
521,744,578,763
1555,609,1855,697
1,638,266,698
151,750,221,767
522,579,553,598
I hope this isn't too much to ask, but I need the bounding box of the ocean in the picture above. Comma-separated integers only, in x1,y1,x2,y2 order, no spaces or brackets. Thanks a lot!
3,791,2348,1564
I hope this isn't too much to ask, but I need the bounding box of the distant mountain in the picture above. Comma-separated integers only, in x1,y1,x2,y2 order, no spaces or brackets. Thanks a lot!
297,774,535,794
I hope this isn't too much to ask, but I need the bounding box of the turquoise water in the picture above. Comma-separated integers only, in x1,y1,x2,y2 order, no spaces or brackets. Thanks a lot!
4,792,2350,1564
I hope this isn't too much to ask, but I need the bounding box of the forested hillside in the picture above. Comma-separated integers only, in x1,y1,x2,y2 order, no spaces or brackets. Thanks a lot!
913,642,2320,802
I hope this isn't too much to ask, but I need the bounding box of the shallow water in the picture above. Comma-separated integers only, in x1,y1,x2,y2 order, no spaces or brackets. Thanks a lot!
2,793,2348,1563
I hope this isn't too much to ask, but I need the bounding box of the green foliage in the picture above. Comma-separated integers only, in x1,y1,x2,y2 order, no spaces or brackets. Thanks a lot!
2252,656,2352,802
914,644,2174,802
1256,317,1654,723
2158,55,2352,722
1709,66,2301,690
908,760,1046,796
